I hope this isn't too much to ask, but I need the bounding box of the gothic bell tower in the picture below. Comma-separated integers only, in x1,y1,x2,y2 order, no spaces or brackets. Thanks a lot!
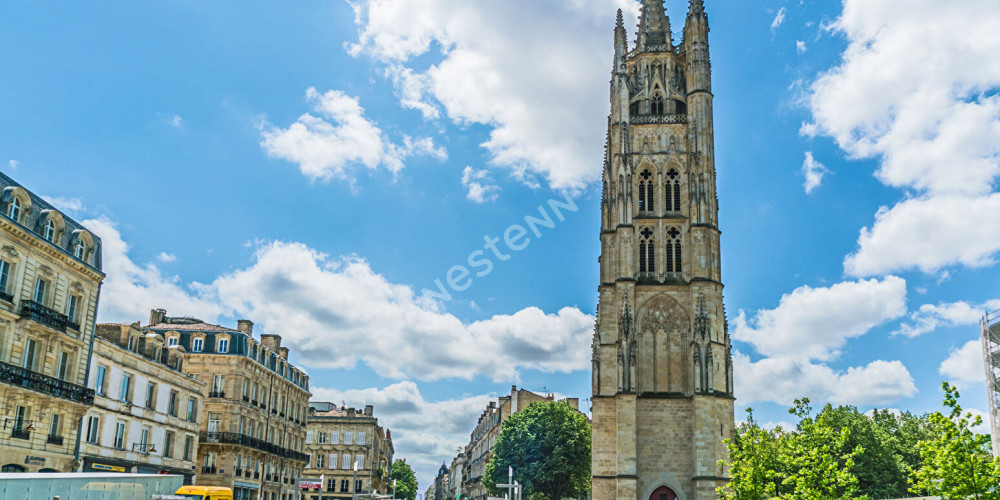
591,1,734,499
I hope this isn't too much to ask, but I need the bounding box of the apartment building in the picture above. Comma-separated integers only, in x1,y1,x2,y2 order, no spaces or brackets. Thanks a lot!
301,403,395,500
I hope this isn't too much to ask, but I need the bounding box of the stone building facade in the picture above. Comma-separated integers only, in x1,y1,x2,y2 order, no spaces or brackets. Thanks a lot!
79,322,205,482
145,310,311,500
0,172,103,473
301,402,395,500
591,2,735,500
463,386,580,500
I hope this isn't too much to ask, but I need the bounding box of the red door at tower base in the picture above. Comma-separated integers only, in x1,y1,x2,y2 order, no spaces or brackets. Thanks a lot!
650,486,678,500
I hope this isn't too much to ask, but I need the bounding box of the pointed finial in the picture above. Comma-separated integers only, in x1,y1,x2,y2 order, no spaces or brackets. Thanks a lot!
689,0,706,17
616,9,624,30
638,0,671,47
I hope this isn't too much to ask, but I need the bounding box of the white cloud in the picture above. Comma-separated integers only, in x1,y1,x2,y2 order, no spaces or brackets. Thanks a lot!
259,87,445,183
733,277,907,361
771,7,787,31
85,218,224,324
801,151,828,194
346,0,640,191
310,382,490,486
796,40,808,54
803,0,1000,277
894,299,1000,337
460,166,500,203
7,160,18,169
157,252,177,263
734,352,917,406
42,195,84,214
939,340,986,388
165,114,183,128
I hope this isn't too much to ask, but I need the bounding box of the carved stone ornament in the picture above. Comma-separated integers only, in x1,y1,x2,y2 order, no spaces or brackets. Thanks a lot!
1,245,18,259
39,264,54,277
71,282,85,293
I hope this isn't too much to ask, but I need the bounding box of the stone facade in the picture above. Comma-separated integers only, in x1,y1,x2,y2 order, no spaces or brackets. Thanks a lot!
592,2,735,500
301,402,395,500
0,172,104,473
80,322,205,482
145,310,312,500
462,386,580,500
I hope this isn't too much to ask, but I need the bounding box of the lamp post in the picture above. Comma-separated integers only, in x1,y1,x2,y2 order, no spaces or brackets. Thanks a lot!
393,479,397,500
353,460,359,500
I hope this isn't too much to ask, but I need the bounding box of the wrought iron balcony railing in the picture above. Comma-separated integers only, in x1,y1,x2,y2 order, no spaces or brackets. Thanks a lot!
0,360,94,404
11,428,30,440
199,431,309,462
47,434,64,445
0,291,13,303
20,300,72,333
209,390,225,398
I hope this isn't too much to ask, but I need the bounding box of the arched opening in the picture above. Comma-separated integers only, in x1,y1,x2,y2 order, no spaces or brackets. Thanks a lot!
665,169,681,212
2,464,25,472
638,170,654,212
652,96,665,115
672,99,687,115
650,486,678,500
39,468,58,473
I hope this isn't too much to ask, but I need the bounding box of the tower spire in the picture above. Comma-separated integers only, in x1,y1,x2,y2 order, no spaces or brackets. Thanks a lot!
688,0,706,17
637,0,671,48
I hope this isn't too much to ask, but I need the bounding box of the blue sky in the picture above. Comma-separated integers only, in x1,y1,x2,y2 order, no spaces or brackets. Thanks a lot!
3,0,1000,486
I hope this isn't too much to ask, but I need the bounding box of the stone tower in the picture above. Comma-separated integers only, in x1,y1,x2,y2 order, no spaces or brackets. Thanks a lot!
591,1,734,500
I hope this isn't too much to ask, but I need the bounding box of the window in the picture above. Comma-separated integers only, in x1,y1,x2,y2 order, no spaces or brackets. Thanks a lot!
145,382,157,410
217,338,229,353
638,170,654,212
86,415,100,444
187,397,198,422
340,480,350,493
344,431,353,445
167,390,178,417
357,431,366,444
167,336,178,347
666,226,682,273
183,435,193,461
120,373,133,403
127,335,137,351
329,454,338,470
48,413,61,438
33,278,47,304
665,169,681,212
355,480,363,493
318,432,326,444
192,337,203,352
43,219,56,242
140,426,150,452
341,454,351,469
7,196,20,221
0,260,11,295
316,454,325,469
66,295,80,323
114,421,126,449
56,351,70,380
639,227,655,274
330,431,340,444
164,431,174,458
327,479,336,492
74,240,86,259
22,338,37,370
652,96,664,115
95,364,107,396
212,374,225,395
355,455,364,470
14,406,28,434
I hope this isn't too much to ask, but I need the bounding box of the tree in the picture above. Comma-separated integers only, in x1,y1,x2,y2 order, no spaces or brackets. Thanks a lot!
483,401,590,500
911,382,1000,500
391,459,419,500
719,409,785,499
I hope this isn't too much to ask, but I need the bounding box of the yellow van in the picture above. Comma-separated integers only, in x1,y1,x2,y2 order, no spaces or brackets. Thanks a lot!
173,485,235,500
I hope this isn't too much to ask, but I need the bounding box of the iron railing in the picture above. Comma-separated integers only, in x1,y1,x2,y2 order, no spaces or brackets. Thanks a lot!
199,431,309,462
0,360,94,404
209,390,225,399
0,291,13,303
47,434,64,445
631,114,688,125
11,428,30,440
20,300,72,333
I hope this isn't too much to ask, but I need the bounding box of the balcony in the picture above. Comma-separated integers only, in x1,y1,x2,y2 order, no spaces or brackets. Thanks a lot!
0,291,13,303
242,395,250,403
47,434,64,445
631,113,688,125
20,300,71,333
209,390,226,399
0,360,94,405
199,431,309,462
11,428,30,440
202,465,218,474
235,468,243,476
251,400,258,407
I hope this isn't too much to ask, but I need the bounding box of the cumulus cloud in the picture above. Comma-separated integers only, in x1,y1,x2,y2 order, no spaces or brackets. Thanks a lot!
259,87,445,183
894,299,1000,337
939,340,986,388
8,160,19,169
801,151,828,194
85,218,224,324
211,242,593,381
157,252,178,263
771,8,787,31
346,0,639,190
460,166,500,203
734,352,917,406
310,382,491,485
796,40,807,54
733,277,908,361
803,0,1000,277
43,195,84,214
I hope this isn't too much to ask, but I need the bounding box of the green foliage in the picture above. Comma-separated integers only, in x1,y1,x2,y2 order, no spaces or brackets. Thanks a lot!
483,401,591,500
911,382,1000,500
391,459,419,500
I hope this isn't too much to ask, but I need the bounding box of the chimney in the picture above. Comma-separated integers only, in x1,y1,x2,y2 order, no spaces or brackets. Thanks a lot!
565,398,580,410
260,334,281,353
237,319,254,335
149,309,166,326
364,405,374,417
279,347,289,361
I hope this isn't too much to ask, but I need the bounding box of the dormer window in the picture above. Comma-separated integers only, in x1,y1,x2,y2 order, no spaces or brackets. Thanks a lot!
74,240,86,259
43,219,56,242
7,196,20,222
192,338,204,352
218,338,229,353
168,337,179,347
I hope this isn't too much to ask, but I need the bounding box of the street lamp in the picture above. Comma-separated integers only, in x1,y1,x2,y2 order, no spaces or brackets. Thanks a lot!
393,479,397,500
353,460,359,500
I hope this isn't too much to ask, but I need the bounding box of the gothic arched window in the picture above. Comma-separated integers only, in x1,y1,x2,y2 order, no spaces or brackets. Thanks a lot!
666,227,682,273
665,169,681,212
652,96,665,115
638,170,654,212
639,227,655,274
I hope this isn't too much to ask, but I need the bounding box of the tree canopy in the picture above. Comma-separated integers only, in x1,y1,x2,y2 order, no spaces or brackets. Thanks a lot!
483,400,591,500
391,459,419,500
